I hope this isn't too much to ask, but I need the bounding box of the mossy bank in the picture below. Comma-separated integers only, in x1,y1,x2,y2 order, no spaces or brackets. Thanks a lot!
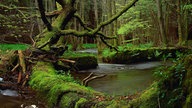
102,47,190,64
30,62,131,108
128,54,192,108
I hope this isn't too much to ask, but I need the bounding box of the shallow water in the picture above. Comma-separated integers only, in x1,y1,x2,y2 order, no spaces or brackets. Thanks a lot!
0,89,46,108
0,61,162,107
73,61,162,95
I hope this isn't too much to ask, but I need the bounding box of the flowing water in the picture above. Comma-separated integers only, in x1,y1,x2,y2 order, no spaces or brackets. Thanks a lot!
0,62,161,107
73,61,162,95
0,48,162,107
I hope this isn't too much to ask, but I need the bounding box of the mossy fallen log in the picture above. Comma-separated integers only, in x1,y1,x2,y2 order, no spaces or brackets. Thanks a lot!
102,47,191,64
30,62,129,107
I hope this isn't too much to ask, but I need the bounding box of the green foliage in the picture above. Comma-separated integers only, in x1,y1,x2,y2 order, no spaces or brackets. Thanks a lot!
81,44,97,49
184,4,192,10
102,48,116,58
118,19,150,35
63,51,95,58
115,43,154,52
153,56,187,108
0,44,30,51
117,0,154,36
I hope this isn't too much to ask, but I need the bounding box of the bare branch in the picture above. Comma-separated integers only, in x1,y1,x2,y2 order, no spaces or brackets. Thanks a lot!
74,14,117,39
37,0,52,31
100,37,118,51
45,10,62,17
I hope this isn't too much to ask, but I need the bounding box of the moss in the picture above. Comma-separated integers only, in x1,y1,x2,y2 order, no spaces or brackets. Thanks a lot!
183,54,192,108
30,62,102,107
129,83,159,108
102,47,190,64
75,98,88,108
183,94,192,108
63,51,98,70
60,93,80,108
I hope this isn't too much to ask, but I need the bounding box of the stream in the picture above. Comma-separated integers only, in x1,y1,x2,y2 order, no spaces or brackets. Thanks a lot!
72,61,161,95
0,49,162,107
0,62,161,107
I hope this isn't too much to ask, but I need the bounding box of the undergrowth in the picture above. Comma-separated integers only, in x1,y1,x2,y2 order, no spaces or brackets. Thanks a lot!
0,44,29,51
63,51,95,58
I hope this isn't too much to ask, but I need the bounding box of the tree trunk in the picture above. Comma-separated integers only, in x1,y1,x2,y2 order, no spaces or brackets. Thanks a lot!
177,0,183,45
156,0,167,46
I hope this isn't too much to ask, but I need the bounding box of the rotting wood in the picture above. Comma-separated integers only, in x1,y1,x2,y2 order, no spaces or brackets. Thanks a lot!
11,63,19,72
18,50,26,73
22,75,29,87
17,71,22,83
58,58,76,64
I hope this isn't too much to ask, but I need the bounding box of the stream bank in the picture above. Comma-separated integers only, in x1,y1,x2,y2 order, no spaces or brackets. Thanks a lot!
102,47,191,64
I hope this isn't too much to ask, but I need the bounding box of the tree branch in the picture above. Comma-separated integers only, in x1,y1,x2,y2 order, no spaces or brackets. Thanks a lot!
100,37,118,51
45,10,62,17
37,0,53,31
73,14,117,39
92,0,138,34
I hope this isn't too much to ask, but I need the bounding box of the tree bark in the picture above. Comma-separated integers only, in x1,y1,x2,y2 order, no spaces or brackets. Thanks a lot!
156,0,167,46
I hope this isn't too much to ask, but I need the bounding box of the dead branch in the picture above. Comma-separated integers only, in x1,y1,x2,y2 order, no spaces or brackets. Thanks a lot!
29,23,36,47
82,72,94,85
17,72,22,83
46,10,62,17
84,74,106,87
22,75,29,87
11,63,19,72
58,58,76,64
82,73,106,87
18,50,26,73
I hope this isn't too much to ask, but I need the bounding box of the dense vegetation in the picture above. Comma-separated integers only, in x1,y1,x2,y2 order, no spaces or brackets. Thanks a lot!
0,0,192,108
